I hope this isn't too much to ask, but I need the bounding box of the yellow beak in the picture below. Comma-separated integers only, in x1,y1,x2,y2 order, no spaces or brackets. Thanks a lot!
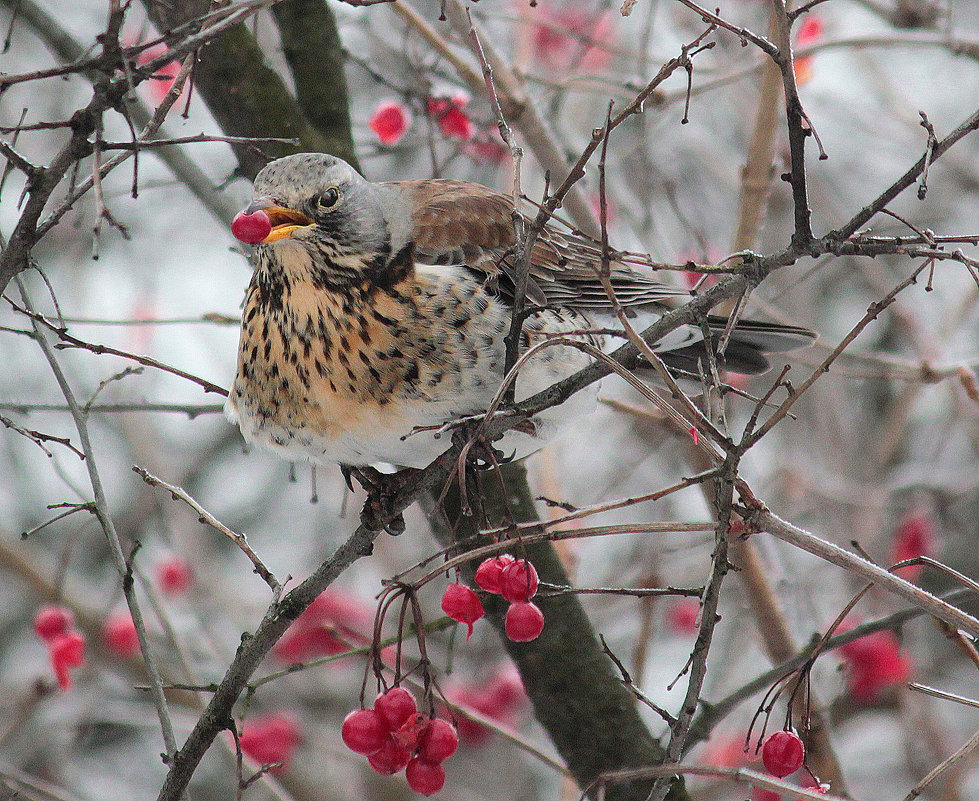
245,197,314,243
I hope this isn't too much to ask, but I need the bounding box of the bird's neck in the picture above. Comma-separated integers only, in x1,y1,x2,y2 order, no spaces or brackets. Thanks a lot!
246,240,422,338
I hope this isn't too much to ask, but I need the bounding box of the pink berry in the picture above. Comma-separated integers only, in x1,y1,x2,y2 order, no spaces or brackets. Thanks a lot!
375,686,417,731
419,717,458,763
484,665,526,709
156,557,193,595
239,713,301,773
49,630,86,690
33,605,74,642
441,583,484,640
103,613,141,658
341,709,388,755
231,209,272,245
761,729,805,778
406,756,446,795
505,601,545,642
474,555,513,594
500,559,539,603
367,738,411,774
667,599,700,635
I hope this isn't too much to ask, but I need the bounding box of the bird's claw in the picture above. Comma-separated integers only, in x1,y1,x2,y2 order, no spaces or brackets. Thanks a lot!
342,465,417,535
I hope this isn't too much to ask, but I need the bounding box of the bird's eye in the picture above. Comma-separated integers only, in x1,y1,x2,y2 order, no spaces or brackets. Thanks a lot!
316,187,340,212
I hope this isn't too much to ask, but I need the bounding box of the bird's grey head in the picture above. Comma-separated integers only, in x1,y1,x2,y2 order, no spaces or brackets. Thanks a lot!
247,153,401,259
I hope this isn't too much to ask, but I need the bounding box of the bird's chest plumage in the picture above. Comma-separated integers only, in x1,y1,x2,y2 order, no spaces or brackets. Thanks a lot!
224,253,547,466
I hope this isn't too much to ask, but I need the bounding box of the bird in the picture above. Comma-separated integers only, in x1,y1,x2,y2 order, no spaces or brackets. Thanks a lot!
225,152,815,470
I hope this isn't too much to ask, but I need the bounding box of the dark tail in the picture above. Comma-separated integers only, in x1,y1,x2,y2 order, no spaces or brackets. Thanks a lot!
655,316,817,376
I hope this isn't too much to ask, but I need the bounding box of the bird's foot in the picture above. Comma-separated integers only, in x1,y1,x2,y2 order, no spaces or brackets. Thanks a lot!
341,464,419,535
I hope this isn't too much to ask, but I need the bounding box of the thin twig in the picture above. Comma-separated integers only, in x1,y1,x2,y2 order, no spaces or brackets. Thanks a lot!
754,509,979,639
15,276,179,763
6,299,229,396
132,466,281,593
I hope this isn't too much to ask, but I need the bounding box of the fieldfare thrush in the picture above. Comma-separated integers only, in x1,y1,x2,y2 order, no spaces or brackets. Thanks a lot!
226,153,815,469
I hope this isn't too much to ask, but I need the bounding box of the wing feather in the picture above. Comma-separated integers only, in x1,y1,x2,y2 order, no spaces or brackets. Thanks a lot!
387,179,686,309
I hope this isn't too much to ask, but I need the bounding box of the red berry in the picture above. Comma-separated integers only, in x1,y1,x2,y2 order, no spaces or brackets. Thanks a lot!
505,601,545,642
419,717,458,763
231,210,272,245
239,713,301,773
667,599,700,635
441,583,484,640
500,559,539,603
891,509,934,581
406,756,446,795
49,631,86,690
474,555,513,594
837,625,912,702
369,101,412,146
341,709,388,755
103,613,141,658
427,95,474,141
375,686,417,731
367,738,411,774
156,557,193,595
761,729,805,778
33,605,74,642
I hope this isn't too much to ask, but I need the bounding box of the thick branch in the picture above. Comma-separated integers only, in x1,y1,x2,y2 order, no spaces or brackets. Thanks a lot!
142,0,336,179
271,0,360,172
156,524,380,801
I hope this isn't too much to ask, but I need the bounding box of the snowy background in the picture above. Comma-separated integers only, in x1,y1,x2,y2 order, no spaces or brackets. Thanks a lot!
2,0,979,799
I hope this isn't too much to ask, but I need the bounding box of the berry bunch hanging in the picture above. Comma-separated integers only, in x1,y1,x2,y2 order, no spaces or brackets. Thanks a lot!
342,687,458,795
474,555,545,642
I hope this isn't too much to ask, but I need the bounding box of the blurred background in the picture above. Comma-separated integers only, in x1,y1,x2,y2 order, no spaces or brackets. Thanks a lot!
1,0,979,799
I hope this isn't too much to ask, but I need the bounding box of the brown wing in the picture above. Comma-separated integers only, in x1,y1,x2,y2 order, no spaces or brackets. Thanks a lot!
387,179,687,309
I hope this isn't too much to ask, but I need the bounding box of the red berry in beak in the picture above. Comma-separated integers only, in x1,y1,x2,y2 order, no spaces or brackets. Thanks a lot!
231,209,272,245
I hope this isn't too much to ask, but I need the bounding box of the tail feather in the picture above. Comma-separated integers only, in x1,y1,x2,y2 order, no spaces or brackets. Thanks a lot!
705,315,818,353
652,317,816,376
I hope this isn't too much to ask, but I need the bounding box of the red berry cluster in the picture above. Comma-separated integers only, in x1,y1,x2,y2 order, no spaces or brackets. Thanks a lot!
33,605,86,690
475,556,545,642
342,687,458,795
